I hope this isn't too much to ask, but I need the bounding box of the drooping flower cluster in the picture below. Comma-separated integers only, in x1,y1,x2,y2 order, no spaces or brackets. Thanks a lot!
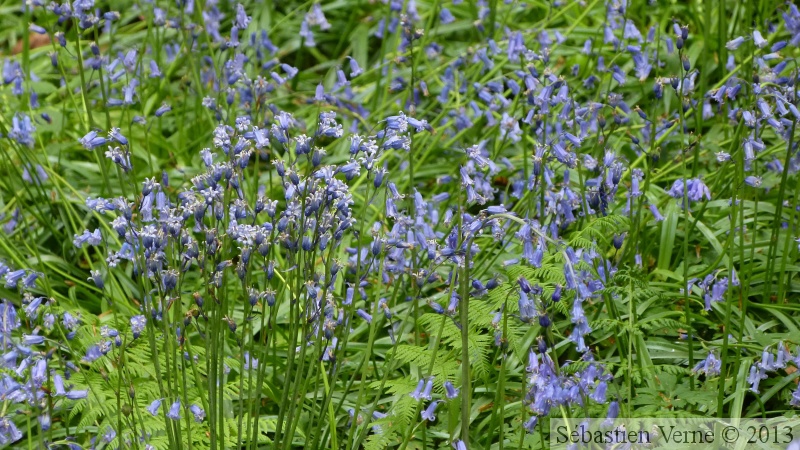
749,342,800,395
522,350,612,431
0,0,799,447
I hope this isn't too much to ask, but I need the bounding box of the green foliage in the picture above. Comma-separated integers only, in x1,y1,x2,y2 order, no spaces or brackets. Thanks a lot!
0,0,799,448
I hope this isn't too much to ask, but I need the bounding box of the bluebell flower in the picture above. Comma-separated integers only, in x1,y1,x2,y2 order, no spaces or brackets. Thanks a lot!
306,3,331,29
22,164,48,184
444,381,459,399
726,36,745,50
611,65,627,85
52,31,66,47
23,296,43,319
518,291,536,323
356,309,372,324
499,113,522,142
314,83,326,102
612,234,625,250
446,292,460,315
235,3,251,28
85,197,117,214
166,399,181,420
591,380,608,403
317,111,343,138
108,128,128,146
73,229,102,248
753,30,767,48
517,276,534,294
601,401,620,428
28,24,46,34
669,178,711,203
771,39,788,52
22,334,44,346
43,313,55,330
155,103,172,117
65,389,88,400
31,358,47,387
377,298,392,320
385,112,409,131
748,364,767,393
347,57,363,77
270,71,286,84
243,352,259,370
105,147,132,172
121,49,138,72
162,269,178,291
760,348,777,371
0,416,22,444
523,416,538,433
439,8,455,24
503,258,519,267
338,162,360,180
428,301,445,314
9,115,35,148
420,400,441,421
149,60,162,78
643,204,664,224
62,312,79,331
771,343,788,370
122,79,139,104
692,351,721,376
551,284,562,302
299,20,316,46
79,131,107,150
538,314,551,328
2,60,20,85
791,384,800,408
103,427,116,443
744,176,762,188
409,379,425,400
38,413,50,431
20,271,40,290
83,345,103,363
421,377,435,400
53,373,66,396
407,117,432,133
190,404,205,422
146,398,162,416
